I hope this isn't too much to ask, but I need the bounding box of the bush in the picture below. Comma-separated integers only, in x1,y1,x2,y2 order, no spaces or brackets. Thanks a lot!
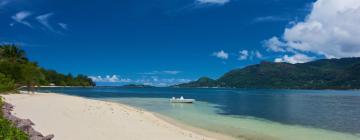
0,98,28,140
0,73,15,93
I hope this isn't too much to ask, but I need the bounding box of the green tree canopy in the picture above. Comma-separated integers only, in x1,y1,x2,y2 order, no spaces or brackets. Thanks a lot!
0,44,28,63
0,73,15,92
20,62,45,91
0,44,95,93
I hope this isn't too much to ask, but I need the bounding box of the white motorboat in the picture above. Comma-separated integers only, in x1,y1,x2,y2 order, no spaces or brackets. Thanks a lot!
170,96,195,103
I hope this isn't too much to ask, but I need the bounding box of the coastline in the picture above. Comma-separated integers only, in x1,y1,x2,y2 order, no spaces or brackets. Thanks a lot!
152,112,239,140
1,92,235,140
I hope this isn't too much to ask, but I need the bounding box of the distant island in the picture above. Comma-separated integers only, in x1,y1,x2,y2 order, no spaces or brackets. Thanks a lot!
175,58,360,89
121,84,155,88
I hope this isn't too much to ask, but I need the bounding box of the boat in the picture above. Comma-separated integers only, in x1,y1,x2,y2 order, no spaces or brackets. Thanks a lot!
170,96,195,103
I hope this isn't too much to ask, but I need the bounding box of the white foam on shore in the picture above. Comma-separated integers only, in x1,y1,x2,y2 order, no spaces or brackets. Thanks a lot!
103,97,360,140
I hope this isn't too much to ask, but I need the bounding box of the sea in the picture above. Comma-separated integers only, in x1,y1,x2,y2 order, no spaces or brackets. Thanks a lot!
37,87,360,140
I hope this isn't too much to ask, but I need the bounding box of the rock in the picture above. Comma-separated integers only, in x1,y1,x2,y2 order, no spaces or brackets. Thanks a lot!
3,102,14,110
43,134,55,140
22,119,35,125
30,136,44,140
1,101,54,140
28,128,43,137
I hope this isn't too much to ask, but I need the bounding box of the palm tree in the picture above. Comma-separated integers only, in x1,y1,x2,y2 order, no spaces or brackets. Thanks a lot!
0,44,28,63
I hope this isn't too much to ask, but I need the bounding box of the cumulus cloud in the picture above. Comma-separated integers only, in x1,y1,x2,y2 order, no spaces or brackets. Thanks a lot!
212,50,229,59
88,75,132,83
238,50,263,60
264,37,286,52
266,0,360,59
89,74,190,86
238,50,249,60
275,54,315,64
11,11,33,27
196,0,230,5
135,77,192,87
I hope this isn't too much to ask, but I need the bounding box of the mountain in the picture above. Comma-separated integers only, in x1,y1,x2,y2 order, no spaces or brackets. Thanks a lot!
176,58,360,89
174,77,217,88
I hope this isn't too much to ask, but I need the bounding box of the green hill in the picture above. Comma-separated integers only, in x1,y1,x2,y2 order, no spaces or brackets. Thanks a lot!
174,77,216,88
176,58,360,89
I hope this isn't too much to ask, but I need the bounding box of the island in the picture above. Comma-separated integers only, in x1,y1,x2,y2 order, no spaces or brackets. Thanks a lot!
120,84,156,88
175,58,360,89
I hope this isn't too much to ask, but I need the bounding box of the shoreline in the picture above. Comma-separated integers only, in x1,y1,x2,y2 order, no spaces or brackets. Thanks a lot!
1,92,235,140
153,113,239,140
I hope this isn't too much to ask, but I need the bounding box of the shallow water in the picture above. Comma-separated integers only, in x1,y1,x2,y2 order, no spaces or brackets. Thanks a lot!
38,87,360,140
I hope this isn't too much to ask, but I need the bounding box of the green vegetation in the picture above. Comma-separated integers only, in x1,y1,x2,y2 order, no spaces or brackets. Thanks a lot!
0,73,15,93
0,44,95,93
121,84,155,88
0,98,29,140
176,58,360,89
40,70,94,87
173,77,216,88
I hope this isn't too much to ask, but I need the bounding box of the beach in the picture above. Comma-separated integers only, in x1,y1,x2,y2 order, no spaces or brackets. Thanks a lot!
1,92,234,140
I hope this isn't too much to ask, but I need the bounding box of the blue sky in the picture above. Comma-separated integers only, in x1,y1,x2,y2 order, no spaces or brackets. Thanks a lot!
2,0,359,86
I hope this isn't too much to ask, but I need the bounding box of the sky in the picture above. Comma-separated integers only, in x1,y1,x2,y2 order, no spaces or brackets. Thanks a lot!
1,0,360,86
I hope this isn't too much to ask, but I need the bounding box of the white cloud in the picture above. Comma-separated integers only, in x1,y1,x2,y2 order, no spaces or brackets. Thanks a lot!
275,53,315,64
10,11,66,34
135,78,192,87
255,51,263,58
212,50,229,59
238,50,249,60
237,50,262,60
196,0,230,5
89,74,190,86
264,37,286,52
58,22,68,30
139,70,181,75
11,11,32,28
88,75,132,83
163,70,181,75
267,0,360,58
36,13,55,32
253,16,289,23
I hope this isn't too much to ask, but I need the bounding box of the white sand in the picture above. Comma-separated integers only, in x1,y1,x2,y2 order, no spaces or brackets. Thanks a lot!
2,93,232,140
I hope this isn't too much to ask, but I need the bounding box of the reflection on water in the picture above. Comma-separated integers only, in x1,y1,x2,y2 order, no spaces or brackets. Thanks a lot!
38,87,360,139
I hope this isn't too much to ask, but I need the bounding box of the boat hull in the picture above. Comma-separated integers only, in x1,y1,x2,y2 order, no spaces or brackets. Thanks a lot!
170,99,195,103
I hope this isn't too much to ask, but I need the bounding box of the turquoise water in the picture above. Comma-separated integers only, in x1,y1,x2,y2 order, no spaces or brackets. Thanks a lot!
38,87,360,140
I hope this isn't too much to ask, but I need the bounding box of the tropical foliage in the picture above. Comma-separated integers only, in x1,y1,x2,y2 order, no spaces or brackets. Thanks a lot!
174,77,216,88
0,44,95,93
0,73,15,93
